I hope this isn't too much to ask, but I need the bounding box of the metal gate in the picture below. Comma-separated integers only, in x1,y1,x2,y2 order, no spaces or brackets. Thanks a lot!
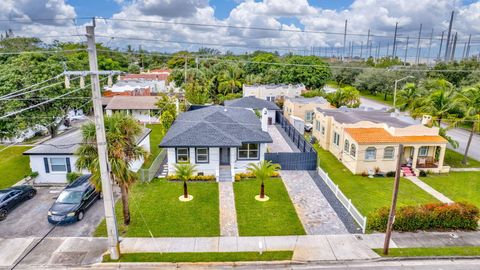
265,152,317,170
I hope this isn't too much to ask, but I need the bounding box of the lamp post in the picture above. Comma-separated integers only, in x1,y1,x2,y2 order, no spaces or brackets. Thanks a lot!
393,76,414,110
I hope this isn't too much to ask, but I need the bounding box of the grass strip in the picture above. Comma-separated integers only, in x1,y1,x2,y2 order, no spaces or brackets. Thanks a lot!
103,251,293,262
373,247,480,257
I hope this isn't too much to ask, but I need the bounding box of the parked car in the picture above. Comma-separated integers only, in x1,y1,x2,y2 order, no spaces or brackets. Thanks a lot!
304,123,313,132
0,185,37,221
47,175,100,225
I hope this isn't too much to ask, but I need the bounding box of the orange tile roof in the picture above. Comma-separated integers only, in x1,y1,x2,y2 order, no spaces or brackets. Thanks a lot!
345,128,447,144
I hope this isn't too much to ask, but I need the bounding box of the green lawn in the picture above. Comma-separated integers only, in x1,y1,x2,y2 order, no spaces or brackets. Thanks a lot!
95,179,219,237
314,144,438,216
444,148,480,168
103,251,293,263
359,92,394,106
373,246,480,257
233,178,306,236
421,172,480,208
0,145,32,189
141,124,165,169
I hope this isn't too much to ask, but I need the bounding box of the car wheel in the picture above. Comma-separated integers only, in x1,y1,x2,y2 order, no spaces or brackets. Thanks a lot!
27,190,36,199
0,209,8,221
77,211,84,221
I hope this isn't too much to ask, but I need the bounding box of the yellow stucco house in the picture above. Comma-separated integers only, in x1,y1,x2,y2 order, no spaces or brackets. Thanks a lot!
313,107,450,176
283,96,331,124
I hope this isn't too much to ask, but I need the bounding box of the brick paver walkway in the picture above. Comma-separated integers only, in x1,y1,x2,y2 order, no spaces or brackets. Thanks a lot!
219,182,239,236
268,125,348,235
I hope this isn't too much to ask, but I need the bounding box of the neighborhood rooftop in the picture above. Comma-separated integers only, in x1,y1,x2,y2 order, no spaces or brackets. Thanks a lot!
316,107,413,128
287,96,329,104
160,106,272,148
224,96,280,110
345,127,447,144
23,127,151,155
243,83,305,88
104,96,160,110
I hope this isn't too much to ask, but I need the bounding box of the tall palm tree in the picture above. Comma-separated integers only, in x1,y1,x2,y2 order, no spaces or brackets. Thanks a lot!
247,161,281,199
397,83,422,111
76,113,147,225
218,64,243,95
412,88,456,126
455,84,480,165
174,163,197,199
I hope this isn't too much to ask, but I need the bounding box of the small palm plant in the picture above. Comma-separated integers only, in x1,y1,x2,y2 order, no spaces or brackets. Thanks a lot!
174,163,197,199
247,160,281,199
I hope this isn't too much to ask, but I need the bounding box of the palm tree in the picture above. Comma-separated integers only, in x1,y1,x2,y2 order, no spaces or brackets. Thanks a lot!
218,64,243,95
76,113,147,225
455,84,480,165
247,161,281,199
412,79,456,125
174,163,197,199
397,83,422,111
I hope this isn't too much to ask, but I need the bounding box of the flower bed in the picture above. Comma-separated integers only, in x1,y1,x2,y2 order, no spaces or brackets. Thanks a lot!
234,171,280,181
166,175,216,181
368,202,479,232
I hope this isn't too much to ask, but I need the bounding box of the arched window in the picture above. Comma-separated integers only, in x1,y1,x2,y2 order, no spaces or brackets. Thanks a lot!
344,139,349,152
350,144,356,157
365,147,377,161
384,147,395,159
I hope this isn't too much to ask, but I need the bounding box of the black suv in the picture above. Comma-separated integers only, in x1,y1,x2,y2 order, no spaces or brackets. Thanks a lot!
0,185,37,221
48,175,100,224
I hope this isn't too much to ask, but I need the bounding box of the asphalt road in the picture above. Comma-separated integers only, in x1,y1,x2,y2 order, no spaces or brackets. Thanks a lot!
359,97,480,161
0,187,104,238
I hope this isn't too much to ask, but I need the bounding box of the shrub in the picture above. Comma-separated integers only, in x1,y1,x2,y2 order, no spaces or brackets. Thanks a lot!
386,171,396,177
419,170,427,177
367,202,479,232
234,171,280,181
66,172,82,183
361,171,369,177
167,174,216,181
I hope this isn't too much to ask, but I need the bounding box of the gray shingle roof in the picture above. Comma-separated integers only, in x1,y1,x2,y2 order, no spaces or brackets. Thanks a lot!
316,107,412,128
224,96,280,110
160,106,272,147
105,96,160,110
24,127,151,155
287,96,329,104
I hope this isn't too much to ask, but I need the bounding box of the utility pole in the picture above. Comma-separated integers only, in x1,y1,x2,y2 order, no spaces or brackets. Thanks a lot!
366,29,371,58
86,23,120,260
438,31,445,61
450,32,458,61
415,24,422,65
444,11,455,62
466,34,472,58
383,144,404,255
404,36,409,65
427,28,434,65
343,20,348,60
392,22,398,58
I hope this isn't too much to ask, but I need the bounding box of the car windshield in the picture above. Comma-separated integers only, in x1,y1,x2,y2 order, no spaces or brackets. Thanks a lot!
56,190,83,204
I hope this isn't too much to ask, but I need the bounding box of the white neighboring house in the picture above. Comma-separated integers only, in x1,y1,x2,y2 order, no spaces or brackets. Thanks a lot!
224,96,280,124
105,96,161,123
23,128,151,185
104,80,159,95
160,106,273,182
242,84,305,101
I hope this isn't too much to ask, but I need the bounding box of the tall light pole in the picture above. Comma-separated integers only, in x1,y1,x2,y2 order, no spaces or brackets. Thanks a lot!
393,76,414,110
86,22,120,260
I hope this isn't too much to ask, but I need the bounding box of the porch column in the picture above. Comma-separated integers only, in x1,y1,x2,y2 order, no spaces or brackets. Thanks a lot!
437,145,446,169
411,146,419,169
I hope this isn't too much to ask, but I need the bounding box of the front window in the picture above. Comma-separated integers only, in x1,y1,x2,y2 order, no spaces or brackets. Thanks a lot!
195,148,209,163
384,147,395,159
305,111,314,122
333,132,340,146
365,147,377,161
344,139,349,152
50,158,67,172
418,146,428,157
56,190,83,204
350,144,356,157
238,143,259,160
176,148,189,162
315,120,320,131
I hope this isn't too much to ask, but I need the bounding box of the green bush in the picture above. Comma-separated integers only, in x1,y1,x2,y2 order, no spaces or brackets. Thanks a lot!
66,172,82,183
166,174,216,181
234,171,280,181
368,202,479,232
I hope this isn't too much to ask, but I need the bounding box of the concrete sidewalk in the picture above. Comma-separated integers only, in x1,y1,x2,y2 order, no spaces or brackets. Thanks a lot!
405,176,454,204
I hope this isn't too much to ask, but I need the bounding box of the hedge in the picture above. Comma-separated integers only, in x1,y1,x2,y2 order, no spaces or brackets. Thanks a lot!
166,175,216,181
368,202,479,232
234,171,280,181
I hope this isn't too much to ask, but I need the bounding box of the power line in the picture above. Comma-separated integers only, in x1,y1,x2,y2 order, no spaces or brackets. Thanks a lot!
0,48,85,55
0,77,81,100
0,73,64,100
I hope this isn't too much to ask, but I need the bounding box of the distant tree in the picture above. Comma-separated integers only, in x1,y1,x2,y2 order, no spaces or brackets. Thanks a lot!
280,55,331,89
397,83,423,111
412,80,457,126
218,64,243,95
184,80,210,104
245,52,279,75
167,51,195,69
354,69,397,100
327,86,360,108
455,84,480,164
127,63,140,73
331,64,362,85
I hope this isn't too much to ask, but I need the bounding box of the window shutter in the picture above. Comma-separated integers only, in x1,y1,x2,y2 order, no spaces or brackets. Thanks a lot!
66,157,72,173
43,158,50,173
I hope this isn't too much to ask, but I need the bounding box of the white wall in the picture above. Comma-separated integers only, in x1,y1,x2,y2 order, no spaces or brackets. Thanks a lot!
267,109,276,124
167,147,220,177
232,143,267,174
243,85,303,99
30,155,84,184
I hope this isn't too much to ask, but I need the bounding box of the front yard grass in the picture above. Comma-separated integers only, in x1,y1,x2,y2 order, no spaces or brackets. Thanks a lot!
421,172,480,208
103,251,293,263
141,124,165,169
444,148,480,168
314,144,439,216
359,92,394,106
95,179,219,237
233,178,306,236
0,145,32,189
373,246,480,257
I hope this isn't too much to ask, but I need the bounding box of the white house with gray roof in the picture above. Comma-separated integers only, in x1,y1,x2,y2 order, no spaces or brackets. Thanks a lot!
23,128,151,185
224,96,280,125
160,106,272,182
